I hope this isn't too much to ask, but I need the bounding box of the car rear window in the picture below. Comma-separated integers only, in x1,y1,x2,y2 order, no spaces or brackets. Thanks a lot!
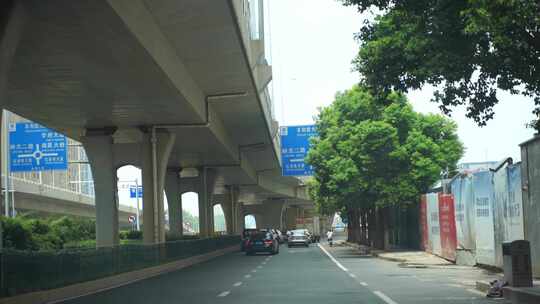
250,232,270,239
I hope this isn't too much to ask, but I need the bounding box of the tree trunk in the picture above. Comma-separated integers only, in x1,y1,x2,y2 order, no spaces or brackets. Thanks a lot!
367,208,375,247
359,209,368,245
374,207,386,250
346,208,361,243
383,207,391,250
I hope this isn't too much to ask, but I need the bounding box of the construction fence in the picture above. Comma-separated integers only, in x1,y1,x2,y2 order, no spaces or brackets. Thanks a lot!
419,164,524,268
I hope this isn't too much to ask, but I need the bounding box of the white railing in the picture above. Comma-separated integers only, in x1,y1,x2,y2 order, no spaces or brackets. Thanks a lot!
7,175,95,199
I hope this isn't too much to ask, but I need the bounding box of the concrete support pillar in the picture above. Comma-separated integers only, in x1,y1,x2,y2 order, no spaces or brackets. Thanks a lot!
197,168,216,238
165,169,182,236
0,1,25,103
243,201,286,231
142,130,176,244
234,200,245,234
285,206,299,230
81,130,119,247
219,187,235,235
0,3,25,249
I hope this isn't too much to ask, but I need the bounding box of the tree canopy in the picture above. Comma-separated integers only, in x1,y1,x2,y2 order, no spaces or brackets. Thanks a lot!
306,86,463,216
341,0,540,129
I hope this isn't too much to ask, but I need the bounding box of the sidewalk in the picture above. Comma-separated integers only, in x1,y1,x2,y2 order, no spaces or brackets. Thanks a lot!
340,241,452,266
341,241,506,296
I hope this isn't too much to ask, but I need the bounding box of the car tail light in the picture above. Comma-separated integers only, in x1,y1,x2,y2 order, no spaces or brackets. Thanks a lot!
264,240,273,245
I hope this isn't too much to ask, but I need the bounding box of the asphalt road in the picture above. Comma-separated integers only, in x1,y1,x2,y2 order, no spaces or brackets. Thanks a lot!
61,242,509,304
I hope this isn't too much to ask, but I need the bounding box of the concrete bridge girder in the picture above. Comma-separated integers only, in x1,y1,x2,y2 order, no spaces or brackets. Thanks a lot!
0,1,315,248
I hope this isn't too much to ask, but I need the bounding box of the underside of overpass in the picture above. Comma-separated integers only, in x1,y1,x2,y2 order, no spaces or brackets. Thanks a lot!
0,0,312,247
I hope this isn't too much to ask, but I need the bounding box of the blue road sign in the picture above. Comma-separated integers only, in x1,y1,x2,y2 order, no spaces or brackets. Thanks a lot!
280,125,318,176
129,186,143,198
9,122,67,172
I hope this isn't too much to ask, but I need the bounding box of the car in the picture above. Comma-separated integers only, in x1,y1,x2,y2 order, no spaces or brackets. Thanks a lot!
287,229,310,247
245,231,280,255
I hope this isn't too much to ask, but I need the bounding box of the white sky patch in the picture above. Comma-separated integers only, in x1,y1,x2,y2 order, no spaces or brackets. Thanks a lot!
268,0,535,163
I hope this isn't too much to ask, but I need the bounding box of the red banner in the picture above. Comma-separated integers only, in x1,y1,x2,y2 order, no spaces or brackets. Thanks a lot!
419,195,430,251
438,193,457,261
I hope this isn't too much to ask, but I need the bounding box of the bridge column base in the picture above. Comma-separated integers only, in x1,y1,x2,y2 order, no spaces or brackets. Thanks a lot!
81,130,119,247
165,169,182,236
198,168,216,238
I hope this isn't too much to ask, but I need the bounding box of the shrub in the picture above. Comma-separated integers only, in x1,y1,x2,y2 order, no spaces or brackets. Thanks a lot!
1,216,35,250
1,215,97,251
125,230,142,240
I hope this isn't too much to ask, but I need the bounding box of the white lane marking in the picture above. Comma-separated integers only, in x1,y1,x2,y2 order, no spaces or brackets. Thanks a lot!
217,291,231,297
251,269,257,273
262,261,267,265
360,282,368,286
317,244,348,272
349,273,356,278
233,282,243,287
466,289,485,296
244,274,252,279
257,265,263,269
374,291,398,304
446,283,463,288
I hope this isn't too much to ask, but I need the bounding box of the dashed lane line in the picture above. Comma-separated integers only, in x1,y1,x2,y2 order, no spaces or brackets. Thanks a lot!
251,269,257,273
217,291,230,297
244,274,252,279
318,244,397,303
233,282,243,287
349,273,356,278
466,289,485,296
373,291,399,304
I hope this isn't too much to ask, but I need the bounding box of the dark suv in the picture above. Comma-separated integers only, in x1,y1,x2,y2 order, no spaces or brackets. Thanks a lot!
245,231,280,255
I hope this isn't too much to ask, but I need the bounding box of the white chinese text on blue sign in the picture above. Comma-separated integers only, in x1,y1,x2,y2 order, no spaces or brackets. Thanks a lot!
129,186,143,198
9,122,68,172
280,125,318,176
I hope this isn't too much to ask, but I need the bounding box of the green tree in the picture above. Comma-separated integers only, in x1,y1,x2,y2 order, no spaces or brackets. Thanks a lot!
182,209,199,233
306,86,463,244
341,0,540,129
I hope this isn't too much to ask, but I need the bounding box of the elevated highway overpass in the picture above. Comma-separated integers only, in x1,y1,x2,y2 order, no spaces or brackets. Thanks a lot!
0,0,313,247
8,175,138,226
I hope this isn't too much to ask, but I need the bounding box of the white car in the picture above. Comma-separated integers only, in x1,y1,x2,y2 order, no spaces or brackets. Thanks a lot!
288,229,310,247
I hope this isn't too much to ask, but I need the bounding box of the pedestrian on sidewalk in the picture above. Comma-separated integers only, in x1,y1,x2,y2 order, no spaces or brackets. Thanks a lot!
326,230,334,247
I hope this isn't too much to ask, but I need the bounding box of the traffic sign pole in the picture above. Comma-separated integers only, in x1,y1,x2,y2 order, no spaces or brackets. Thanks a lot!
135,180,140,231
3,110,10,218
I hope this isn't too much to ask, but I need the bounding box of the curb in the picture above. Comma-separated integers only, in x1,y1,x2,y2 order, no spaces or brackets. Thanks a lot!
475,281,490,293
372,252,407,263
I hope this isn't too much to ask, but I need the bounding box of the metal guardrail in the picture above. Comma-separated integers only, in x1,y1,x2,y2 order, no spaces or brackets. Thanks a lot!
0,236,240,297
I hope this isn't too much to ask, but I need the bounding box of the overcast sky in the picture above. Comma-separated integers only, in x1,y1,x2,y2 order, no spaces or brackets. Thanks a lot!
268,0,536,163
